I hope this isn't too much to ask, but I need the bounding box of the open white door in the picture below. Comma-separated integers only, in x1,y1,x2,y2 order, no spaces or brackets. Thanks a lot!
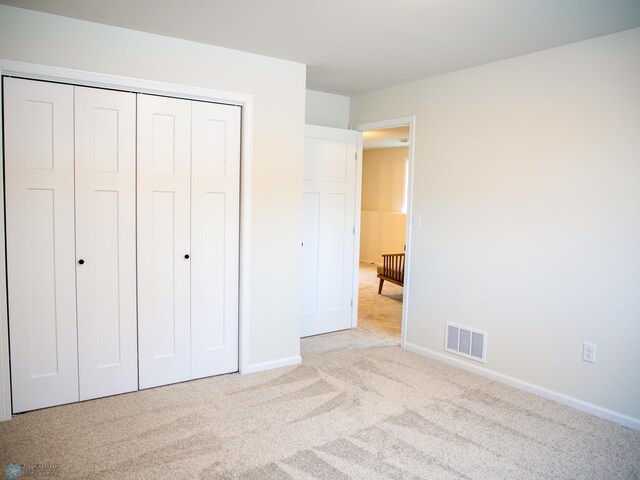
300,125,361,337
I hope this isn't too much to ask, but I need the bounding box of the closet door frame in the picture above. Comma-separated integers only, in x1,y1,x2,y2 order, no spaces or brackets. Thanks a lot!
0,59,254,421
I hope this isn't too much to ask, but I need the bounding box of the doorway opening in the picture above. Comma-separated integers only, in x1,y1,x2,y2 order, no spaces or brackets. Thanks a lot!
355,118,415,347
299,118,414,351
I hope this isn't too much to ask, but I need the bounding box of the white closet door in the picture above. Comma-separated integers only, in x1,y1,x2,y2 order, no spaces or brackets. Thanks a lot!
4,78,79,412
137,94,192,389
74,86,138,400
190,101,240,379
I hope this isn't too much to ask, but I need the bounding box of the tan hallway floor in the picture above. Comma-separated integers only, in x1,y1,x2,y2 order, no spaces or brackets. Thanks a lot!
357,261,403,340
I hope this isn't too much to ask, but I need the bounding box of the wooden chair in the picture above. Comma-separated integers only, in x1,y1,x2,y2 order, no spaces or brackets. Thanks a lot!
377,253,405,294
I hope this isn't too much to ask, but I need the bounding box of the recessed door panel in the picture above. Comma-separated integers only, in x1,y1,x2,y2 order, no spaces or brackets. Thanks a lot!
24,101,54,170
152,114,177,174
301,193,320,315
137,94,192,389
204,119,227,175
323,193,347,310
191,100,240,379
203,192,225,350
90,190,121,366
304,138,347,182
92,107,120,173
4,77,79,412
26,189,58,377
151,191,178,358
74,86,138,401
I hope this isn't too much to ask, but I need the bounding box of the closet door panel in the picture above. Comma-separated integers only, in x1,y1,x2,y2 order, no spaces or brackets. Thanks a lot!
74,86,138,400
137,94,192,389
190,101,240,378
4,77,79,412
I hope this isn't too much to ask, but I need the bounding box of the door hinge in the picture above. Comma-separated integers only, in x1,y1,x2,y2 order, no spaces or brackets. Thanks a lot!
350,299,353,307
355,152,358,161
352,226,355,235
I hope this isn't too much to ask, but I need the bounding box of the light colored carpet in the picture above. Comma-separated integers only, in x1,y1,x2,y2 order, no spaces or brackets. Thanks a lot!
0,265,638,479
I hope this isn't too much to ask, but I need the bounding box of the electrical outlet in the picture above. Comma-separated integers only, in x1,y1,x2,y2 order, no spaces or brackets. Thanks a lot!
583,342,596,363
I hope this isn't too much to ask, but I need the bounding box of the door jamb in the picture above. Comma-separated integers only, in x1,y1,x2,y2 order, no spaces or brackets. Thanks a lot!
0,59,254,421
351,132,364,328
353,116,416,348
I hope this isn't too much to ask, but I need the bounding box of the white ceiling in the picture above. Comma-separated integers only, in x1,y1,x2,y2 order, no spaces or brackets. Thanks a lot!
2,0,639,95
363,127,411,150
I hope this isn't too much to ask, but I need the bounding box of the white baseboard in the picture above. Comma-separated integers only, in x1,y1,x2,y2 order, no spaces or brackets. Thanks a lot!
359,259,381,266
403,342,640,431
242,355,302,375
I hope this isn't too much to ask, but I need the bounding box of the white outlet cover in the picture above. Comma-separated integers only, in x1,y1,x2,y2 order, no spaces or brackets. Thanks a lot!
583,342,596,363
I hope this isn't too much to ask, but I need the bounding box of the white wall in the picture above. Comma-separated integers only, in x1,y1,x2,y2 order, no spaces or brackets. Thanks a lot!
0,5,305,372
305,89,350,129
351,28,640,423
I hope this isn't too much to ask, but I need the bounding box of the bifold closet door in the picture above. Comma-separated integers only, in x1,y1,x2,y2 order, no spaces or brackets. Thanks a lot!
4,78,79,412
190,101,240,379
137,94,192,389
137,95,240,389
74,86,138,400
5,79,239,410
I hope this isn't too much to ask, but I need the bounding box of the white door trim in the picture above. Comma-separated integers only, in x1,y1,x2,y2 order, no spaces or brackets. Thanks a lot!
0,73,8,422
352,133,364,328
0,59,254,421
354,116,416,349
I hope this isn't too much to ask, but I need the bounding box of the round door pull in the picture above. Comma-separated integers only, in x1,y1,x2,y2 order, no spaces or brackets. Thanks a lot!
184,254,190,259
78,259,85,265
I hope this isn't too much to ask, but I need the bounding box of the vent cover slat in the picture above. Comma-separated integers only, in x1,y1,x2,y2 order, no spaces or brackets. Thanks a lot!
459,329,471,355
446,325,459,351
471,332,484,359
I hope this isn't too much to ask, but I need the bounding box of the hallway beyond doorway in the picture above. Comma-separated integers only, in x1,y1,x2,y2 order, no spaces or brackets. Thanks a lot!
358,263,402,341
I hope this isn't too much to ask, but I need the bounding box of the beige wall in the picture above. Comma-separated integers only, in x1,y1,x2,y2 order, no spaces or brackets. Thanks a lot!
360,147,408,263
351,28,640,422
362,147,408,212
360,212,406,265
0,5,306,369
